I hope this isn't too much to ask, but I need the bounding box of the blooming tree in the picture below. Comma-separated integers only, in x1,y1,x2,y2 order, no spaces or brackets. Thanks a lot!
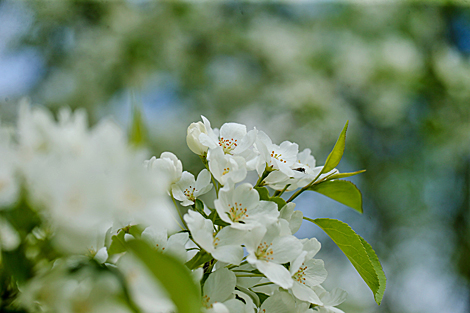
0,105,385,313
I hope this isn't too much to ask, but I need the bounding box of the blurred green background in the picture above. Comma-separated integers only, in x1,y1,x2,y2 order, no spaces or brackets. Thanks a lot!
0,1,469,312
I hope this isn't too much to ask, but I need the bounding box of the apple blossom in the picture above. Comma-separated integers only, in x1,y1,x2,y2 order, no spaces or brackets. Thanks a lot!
171,169,212,206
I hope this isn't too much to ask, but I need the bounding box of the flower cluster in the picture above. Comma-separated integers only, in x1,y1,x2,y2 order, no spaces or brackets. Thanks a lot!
140,116,348,313
0,106,383,313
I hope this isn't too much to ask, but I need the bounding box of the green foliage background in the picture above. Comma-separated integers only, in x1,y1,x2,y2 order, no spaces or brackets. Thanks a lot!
0,1,469,312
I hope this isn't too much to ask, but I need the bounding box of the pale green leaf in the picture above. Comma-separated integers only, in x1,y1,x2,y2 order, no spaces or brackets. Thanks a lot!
327,169,366,180
309,180,363,213
126,239,202,313
128,104,147,147
321,121,348,174
305,218,385,305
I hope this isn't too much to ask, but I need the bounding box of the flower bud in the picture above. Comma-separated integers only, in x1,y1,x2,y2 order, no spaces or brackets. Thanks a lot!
145,152,183,186
186,121,208,156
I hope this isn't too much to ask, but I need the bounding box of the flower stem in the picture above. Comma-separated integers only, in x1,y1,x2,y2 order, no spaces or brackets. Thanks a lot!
170,192,187,229
255,167,271,187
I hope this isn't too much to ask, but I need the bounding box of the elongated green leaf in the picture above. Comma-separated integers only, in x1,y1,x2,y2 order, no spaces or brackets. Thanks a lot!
309,180,363,213
126,239,202,313
321,121,348,174
359,236,386,305
128,104,147,147
327,169,366,180
305,218,385,305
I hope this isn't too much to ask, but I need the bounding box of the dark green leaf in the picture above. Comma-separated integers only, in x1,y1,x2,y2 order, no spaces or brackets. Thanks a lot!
321,121,348,174
305,218,385,305
213,218,230,227
309,180,363,213
126,239,202,313
359,236,386,305
195,199,204,213
185,250,213,270
1,244,34,284
256,292,269,305
1,197,41,240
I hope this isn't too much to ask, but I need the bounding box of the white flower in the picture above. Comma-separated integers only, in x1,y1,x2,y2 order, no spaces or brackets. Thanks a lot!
202,268,237,311
0,217,20,251
15,104,176,254
258,290,296,313
289,251,327,305
264,148,323,191
198,116,257,156
187,121,209,156
279,203,303,235
184,210,244,265
215,183,279,230
312,286,347,313
141,226,189,262
172,169,212,206
20,258,127,313
245,225,303,289
207,147,247,186
255,131,299,177
145,152,183,186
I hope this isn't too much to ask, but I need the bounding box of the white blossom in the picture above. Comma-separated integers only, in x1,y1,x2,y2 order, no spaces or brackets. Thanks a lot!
289,251,327,305
245,225,303,289
184,210,244,265
311,286,348,313
198,116,257,156
255,131,299,177
207,147,247,186
145,152,183,186
187,121,209,156
172,169,212,206
141,226,189,262
215,183,279,230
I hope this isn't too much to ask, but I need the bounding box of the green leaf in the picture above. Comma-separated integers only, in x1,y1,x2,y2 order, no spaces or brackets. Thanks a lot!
126,239,202,313
256,292,269,305
254,187,270,201
213,218,230,227
327,169,366,180
254,187,286,210
305,218,385,305
270,197,287,210
1,196,41,240
128,104,147,147
128,225,143,238
185,250,213,270
195,199,204,212
359,236,386,305
308,180,363,213
321,121,348,174
108,231,126,255
1,244,34,284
